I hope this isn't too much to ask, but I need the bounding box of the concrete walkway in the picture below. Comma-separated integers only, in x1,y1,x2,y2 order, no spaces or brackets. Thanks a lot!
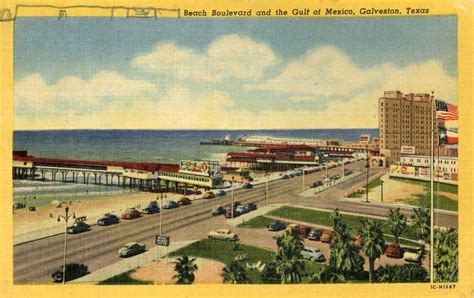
69,240,196,284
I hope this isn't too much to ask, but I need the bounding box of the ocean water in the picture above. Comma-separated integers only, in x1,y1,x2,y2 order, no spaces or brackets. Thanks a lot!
14,129,378,164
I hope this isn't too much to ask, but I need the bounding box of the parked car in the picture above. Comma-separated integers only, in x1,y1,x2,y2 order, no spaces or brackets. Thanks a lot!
311,181,323,188
282,174,290,179
232,201,242,209
242,183,253,189
216,190,226,196
301,247,326,262
245,202,257,211
211,206,225,216
320,230,334,243
66,221,90,234
118,242,146,257
225,207,240,218
268,221,286,231
203,191,216,199
142,202,160,214
121,208,142,219
178,197,192,206
97,213,120,226
163,200,179,209
403,246,424,263
308,229,323,241
299,225,312,238
385,243,404,258
286,223,300,233
51,263,89,283
208,229,239,241
235,205,249,214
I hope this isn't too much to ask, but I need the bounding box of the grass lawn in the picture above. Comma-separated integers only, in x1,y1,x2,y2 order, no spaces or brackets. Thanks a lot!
389,177,458,194
268,206,419,240
367,178,383,190
170,239,275,284
237,216,288,229
98,270,152,285
399,193,457,212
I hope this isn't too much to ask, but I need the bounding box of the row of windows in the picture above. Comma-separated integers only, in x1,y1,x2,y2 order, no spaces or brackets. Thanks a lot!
159,172,211,183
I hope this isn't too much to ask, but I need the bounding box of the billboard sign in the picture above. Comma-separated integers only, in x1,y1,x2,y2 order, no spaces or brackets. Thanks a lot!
179,160,221,177
155,235,170,247
400,146,416,155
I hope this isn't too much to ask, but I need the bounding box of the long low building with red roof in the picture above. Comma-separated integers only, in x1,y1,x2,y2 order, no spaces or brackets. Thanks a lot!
13,152,223,191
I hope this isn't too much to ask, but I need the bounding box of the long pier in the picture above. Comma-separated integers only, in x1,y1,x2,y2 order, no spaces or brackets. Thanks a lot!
13,154,220,193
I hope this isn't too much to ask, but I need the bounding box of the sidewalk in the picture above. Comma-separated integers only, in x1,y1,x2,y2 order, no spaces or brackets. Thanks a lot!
69,240,196,284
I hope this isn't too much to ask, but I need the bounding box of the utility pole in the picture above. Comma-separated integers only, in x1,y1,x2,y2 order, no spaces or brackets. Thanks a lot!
231,176,235,219
57,206,75,284
158,192,166,235
302,167,305,191
381,179,384,203
265,173,269,207
365,146,370,203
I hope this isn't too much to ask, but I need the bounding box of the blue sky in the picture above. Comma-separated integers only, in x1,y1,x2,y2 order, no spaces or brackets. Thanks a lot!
14,16,457,130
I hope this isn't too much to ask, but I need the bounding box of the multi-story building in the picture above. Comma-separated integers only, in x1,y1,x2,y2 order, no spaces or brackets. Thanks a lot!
379,91,444,165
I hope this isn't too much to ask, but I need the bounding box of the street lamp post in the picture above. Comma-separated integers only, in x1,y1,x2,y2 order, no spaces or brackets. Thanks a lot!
57,206,75,284
381,179,384,203
302,167,305,191
365,146,370,203
158,191,167,235
231,176,235,219
265,173,269,207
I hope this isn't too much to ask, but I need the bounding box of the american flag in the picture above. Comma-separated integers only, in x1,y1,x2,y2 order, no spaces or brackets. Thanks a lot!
435,100,458,120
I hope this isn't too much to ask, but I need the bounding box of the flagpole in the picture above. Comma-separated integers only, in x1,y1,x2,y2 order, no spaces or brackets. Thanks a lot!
430,93,435,283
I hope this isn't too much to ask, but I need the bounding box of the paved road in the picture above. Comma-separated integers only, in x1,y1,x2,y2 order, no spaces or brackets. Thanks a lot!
13,160,457,284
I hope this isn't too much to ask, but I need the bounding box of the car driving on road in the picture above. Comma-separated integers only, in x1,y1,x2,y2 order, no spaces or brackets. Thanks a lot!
211,206,225,216
163,200,179,209
97,213,120,226
208,229,239,241
118,242,146,258
142,202,160,214
66,221,90,234
178,197,192,206
121,208,142,219
51,263,89,283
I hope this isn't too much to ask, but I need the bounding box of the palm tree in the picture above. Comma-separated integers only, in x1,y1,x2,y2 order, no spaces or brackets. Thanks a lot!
434,228,458,282
410,207,430,243
222,259,249,284
359,219,385,283
275,229,305,284
173,255,198,285
387,208,407,244
328,211,364,280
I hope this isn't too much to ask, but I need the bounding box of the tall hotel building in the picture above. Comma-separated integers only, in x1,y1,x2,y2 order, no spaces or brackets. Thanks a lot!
379,91,443,165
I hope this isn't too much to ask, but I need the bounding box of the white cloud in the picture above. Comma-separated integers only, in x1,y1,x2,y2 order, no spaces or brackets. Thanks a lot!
131,34,279,82
15,71,157,112
247,46,456,104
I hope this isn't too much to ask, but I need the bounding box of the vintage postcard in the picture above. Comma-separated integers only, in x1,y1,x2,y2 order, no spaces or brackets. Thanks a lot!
0,0,472,297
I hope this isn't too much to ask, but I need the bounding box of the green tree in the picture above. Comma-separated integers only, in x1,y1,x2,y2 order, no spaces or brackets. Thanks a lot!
328,210,365,280
274,229,305,284
387,208,407,244
410,207,431,243
173,255,198,285
434,228,458,282
260,260,280,283
309,265,345,284
376,264,429,283
359,219,386,283
222,259,249,284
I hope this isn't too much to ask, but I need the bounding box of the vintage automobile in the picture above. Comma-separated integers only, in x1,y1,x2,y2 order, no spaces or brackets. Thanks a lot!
97,213,120,226
142,202,160,214
178,197,192,206
118,242,146,257
163,200,179,209
51,263,89,283
301,247,326,262
244,202,257,211
121,208,141,219
385,243,404,259
403,246,424,263
268,221,286,231
203,191,216,199
216,190,226,197
299,225,312,238
208,229,239,241
235,205,249,215
308,229,323,241
242,183,253,189
224,208,240,218
211,206,225,216
66,221,90,234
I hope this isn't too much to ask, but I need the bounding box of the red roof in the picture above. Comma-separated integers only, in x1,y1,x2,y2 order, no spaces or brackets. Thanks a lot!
251,144,316,152
13,155,180,173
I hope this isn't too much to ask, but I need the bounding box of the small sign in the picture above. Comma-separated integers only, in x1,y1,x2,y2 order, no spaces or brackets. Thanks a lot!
155,235,170,246
400,146,416,155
